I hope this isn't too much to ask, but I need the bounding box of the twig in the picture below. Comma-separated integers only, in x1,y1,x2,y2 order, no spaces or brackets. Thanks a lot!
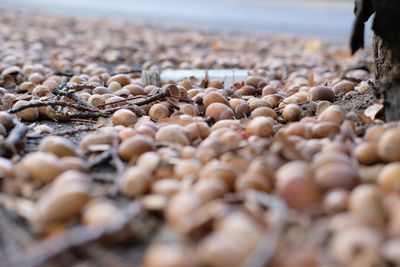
53,125,98,136
243,191,289,267
131,88,171,106
90,173,116,183
52,68,142,79
0,122,28,158
52,71,74,77
7,101,100,114
0,208,35,248
79,244,131,267
27,125,97,139
95,95,145,108
88,150,113,169
53,84,98,110
3,202,142,267
108,138,125,196
69,111,109,119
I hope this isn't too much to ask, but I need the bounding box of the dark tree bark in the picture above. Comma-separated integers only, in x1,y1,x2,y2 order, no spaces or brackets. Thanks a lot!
373,35,400,121
351,0,400,121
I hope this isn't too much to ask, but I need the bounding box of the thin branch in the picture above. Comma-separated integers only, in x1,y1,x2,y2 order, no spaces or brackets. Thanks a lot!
0,122,28,158
108,138,126,196
132,88,171,106
69,111,109,119
79,244,132,267
53,85,98,110
7,101,100,114
88,150,113,169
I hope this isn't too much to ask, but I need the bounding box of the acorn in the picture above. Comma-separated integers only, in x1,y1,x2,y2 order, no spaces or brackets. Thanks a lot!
235,172,272,193
143,242,200,267
105,96,127,108
199,160,238,188
276,161,321,211
107,74,130,87
284,121,313,139
246,117,273,137
36,170,91,224
124,84,145,95
136,151,161,173
156,124,191,146
378,128,400,162
149,103,171,121
312,122,340,138
32,85,51,97
229,99,246,110
198,212,263,267
21,152,64,183
317,105,345,126
203,92,229,108
353,142,381,165
262,85,277,96
248,99,271,111
241,85,257,95
88,94,105,107
193,178,228,202
151,179,181,197
119,166,152,197
330,227,382,267
13,100,39,121
112,109,138,126
174,159,202,180
205,103,234,121
349,184,385,229
185,122,211,140
315,100,331,116
118,135,155,162
165,191,203,232
38,136,78,157
323,189,349,214
381,239,400,265
332,80,354,96
180,103,199,116
60,157,89,172
28,72,44,84
364,125,385,142
251,107,277,119
314,162,359,191
82,198,124,227
235,103,251,119
80,127,117,150
282,103,301,122
93,86,113,95
377,163,400,193
307,86,334,102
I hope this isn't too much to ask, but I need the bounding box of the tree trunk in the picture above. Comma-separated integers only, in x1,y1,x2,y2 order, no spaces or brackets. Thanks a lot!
373,34,400,121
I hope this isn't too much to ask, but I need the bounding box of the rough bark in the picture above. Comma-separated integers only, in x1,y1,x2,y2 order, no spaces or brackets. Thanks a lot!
373,34,400,121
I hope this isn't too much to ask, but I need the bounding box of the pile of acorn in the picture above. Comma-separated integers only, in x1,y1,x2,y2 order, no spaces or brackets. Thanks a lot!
2,8,398,267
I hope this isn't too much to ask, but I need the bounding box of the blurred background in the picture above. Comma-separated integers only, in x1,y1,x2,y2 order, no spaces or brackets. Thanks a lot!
0,0,372,41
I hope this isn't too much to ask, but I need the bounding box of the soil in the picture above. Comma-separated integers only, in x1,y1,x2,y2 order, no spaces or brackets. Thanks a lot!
333,88,381,135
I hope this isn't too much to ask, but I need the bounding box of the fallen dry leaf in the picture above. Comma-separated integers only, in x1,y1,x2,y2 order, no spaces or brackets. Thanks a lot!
364,103,384,120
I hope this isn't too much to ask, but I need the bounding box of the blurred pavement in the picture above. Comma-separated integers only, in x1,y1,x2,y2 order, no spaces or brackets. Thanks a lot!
0,0,372,41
